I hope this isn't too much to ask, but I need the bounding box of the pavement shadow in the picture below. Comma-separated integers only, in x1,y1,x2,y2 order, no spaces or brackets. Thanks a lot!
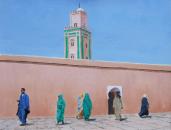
120,118,127,121
56,122,71,125
140,115,152,118
27,123,34,126
87,118,96,121
63,122,71,125
19,123,34,126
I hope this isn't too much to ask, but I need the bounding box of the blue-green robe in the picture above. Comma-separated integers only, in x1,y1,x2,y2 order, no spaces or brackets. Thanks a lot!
56,95,66,123
83,93,92,120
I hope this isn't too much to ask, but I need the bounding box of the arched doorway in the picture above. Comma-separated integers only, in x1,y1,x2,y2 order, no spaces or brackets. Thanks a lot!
107,86,122,115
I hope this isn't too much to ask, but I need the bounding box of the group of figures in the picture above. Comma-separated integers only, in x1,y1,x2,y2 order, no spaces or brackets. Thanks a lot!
16,88,92,126
16,88,150,126
108,91,150,121
56,93,92,125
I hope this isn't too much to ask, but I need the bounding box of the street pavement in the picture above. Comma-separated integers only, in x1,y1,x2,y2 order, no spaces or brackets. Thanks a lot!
0,113,170,130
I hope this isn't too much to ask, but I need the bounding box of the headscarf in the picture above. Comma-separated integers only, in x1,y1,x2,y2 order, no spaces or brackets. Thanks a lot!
57,94,66,109
143,94,147,98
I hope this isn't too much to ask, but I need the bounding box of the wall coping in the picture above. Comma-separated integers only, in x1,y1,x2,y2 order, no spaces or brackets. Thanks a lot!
0,55,171,72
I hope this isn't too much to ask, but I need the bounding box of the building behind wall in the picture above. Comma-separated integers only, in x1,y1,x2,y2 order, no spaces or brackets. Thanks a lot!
64,7,91,60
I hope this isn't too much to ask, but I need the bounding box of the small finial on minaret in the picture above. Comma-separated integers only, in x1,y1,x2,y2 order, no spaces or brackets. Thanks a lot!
78,2,80,8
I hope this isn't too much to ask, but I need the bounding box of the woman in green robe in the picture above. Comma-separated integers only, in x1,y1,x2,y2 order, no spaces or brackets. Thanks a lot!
56,94,66,124
83,93,92,121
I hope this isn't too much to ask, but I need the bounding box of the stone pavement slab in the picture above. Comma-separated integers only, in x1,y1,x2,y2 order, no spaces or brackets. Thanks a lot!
0,113,170,130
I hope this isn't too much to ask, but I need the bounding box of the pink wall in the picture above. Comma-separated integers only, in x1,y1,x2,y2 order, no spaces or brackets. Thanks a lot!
0,55,171,117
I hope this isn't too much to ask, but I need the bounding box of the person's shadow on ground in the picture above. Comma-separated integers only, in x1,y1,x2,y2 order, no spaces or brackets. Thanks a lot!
56,122,71,125
86,118,96,121
19,123,34,126
140,115,152,118
120,117,127,121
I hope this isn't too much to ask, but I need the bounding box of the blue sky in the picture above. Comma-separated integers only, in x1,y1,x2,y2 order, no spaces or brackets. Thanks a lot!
0,0,171,65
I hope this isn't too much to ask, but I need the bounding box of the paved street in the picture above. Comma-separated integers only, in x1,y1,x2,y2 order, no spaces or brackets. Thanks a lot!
0,113,170,130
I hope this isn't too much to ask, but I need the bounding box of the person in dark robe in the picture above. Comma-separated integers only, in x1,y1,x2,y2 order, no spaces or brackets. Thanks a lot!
83,93,92,121
139,94,150,118
56,94,66,125
108,91,114,114
17,88,30,126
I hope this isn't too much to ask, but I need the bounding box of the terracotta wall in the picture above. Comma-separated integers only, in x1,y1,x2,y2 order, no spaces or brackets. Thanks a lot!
0,55,171,117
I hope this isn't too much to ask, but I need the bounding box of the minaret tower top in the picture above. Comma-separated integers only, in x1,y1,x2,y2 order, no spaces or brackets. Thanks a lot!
64,6,91,60
70,4,88,28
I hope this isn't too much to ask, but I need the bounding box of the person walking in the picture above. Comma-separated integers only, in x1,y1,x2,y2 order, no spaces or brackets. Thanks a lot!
17,88,30,126
113,91,123,121
56,94,66,125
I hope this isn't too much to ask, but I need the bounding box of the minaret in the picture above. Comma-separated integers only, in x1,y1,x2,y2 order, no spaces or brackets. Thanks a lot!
64,6,91,59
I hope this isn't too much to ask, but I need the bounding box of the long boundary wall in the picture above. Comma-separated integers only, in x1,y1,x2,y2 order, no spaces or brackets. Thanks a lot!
0,55,171,117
